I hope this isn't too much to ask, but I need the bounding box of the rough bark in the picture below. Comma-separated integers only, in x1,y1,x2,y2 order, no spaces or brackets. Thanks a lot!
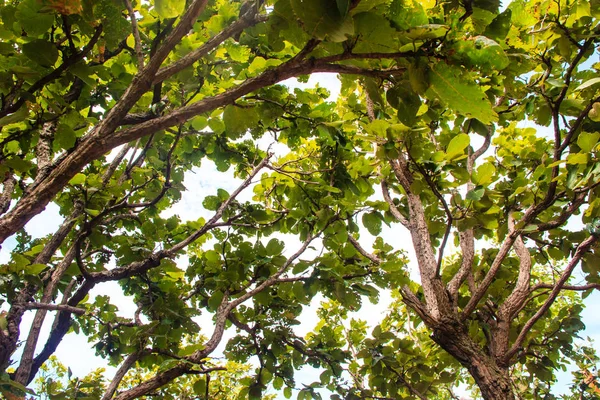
431,318,515,400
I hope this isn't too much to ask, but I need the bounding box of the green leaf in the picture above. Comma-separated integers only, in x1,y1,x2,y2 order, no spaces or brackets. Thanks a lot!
154,0,185,19
69,173,86,186
452,36,509,70
566,153,588,164
577,132,600,152
223,105,260,139
474,0,500,13
404,24,449,40
22,40,58,67
387,83,421,127
428,63,497,124
141,221,157,236
204,250,220,264
193,378,206,395
353,12,398,52
408,60,430,94
466,187,485,201
208,290,224,311
390,0,428,30
472,162,496,185
468,118,491,136
575,77,600,91
217,188,229,201
284,387,292,399
191,116,208,131
362,212,382,236
290,0,353,41
5,156,32,173
445,133,470,161
202,195,221,211
364,120,390,138
336,0,351,17
15,0,55,37
25,263,46,275
483,8,512,39
54,123,77,150
266,238,285,256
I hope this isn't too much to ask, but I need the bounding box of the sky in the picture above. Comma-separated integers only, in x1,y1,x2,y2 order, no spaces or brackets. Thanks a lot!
2,68,599,400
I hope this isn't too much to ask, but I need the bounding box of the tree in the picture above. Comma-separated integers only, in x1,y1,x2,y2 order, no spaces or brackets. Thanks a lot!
0,0,599,399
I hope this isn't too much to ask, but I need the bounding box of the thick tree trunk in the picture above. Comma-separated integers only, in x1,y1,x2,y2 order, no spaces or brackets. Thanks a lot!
430,318,514,400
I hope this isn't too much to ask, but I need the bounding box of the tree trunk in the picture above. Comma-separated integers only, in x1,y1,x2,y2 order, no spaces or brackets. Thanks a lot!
430,318,515,400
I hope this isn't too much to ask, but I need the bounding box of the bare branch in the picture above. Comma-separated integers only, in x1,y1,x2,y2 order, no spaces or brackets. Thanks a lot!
448,126,491,300
21,303,86,316
35,121,56,177
28,281,95,380
123,0,144,68
385,363,428,400
102,143,133,184
390,153,450,318
112,364,191,400
103,351,145,400
348,235,381,265
498,213,532,321
0,173,15,215
531,282,600,291
503,235,598,364
448,229,475,300
165,155,271,254
380,180,409,227
226,232,321,311
154,11,268,83
536,191,587,232
14,246,78,385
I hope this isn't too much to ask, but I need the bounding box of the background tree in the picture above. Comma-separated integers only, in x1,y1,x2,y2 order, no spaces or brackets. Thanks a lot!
0,0,599,399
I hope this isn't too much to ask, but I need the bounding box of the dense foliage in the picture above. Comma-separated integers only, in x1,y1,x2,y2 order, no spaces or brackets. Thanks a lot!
0,0,599,399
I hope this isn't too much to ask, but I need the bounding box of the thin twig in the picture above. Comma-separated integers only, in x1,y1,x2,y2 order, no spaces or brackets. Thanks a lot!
123,0,144,68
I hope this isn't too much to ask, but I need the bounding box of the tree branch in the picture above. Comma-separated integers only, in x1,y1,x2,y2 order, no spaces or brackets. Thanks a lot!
380,180,409,227
21,303,86,316
348,235,381,265
0,173,15,215
498,213,532,321
154,11,268,84
503,235,598,364
123,0,144,68
531,282,600,291
103,350,145,400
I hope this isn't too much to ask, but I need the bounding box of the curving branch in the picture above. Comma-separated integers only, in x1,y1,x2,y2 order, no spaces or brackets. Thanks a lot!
103,350,147,400
503,235,598,364
154,9,269,84
380,180,409,227
123,0,144,68
447,124,490,300
348,235,382,265
498,213,532,321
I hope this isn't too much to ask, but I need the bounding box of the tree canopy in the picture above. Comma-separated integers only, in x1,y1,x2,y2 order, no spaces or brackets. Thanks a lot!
0,0,599,399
